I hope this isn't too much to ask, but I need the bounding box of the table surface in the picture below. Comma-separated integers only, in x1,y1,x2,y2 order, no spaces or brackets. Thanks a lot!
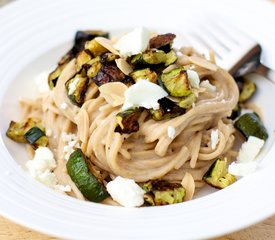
0,0,275,239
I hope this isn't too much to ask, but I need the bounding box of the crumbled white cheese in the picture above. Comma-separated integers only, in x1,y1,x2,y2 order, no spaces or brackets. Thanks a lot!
46,129,53,137
228,162,258,177
68,77,80,95
187,70,200,88
228,136,265,176
26,147,56,178
60,102,68,110
36,169,58,187
25,147,72,193
237,136,265,163
114,27,151,57
106,176,145,207
210,129,219,150
167,126,176,139
122,79,168,110
61,132,80,160
34,71,51,93
200,80,216,93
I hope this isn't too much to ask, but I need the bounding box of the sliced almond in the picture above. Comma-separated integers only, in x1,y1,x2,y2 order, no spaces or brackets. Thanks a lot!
99,82,128,107
188,55,218,72
115,59,133,75
162,64,179,73
95,37,120,55
181,172,195,201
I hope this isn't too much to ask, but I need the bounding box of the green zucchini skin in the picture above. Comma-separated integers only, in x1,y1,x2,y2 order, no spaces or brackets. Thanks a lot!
66,149,109,202
234,113,268,140
24,127,45,145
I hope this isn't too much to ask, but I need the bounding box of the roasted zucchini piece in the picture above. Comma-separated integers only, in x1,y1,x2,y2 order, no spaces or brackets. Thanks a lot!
164,50,177,66
48,64,67,90
142,180,185,206
178,92,196,109
239,79,256,103
65,73,89,107
87,61,102,79
6,118,39,143
159,67,191,97
67,149,109,202
100,53,118,63
92,63,126,86
76,50,93,72
150,98,185,121
203,158,236,189
24,127,48,148
130,50,177,67
73,30,109,54
234,113,268,140
115,109,141,134
229,104,241,120
85,39,108,57
142,50,167,65
129,68,158,83
149,33,176,52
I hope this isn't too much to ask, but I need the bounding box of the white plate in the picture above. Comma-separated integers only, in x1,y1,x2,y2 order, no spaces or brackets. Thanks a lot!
0,0,275,239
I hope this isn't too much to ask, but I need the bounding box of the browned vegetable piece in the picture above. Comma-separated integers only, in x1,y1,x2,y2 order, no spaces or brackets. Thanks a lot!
92,63,126,86
115,109,141,134
129,68,158,83
76,50,93,72
85,39,108,57
142,180,185,206
100,53,118,63
150,98,185,121
48,64,67,90
149,33,176,52
6,118,38,143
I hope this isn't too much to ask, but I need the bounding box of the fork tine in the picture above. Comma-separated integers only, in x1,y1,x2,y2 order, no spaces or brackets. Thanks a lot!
201,23,238,51
189,29,228,60
182,33,210,56
213,20,255,47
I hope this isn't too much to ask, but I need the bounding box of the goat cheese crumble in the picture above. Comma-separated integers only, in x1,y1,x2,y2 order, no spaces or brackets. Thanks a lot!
187,70,200,88
210,129,219,150
200,80,216,93
62,132,80,160
25,147,71,192
228,136,265,176
167,126,176,139
114,27,150,57
60,102,68,110
122,79,168,111
106,176,145,207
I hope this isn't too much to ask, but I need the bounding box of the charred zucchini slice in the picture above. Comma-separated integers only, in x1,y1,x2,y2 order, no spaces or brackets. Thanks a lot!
149,33,176,52
229,104,241,120
100,53,118,63
67,149,109,202
92,63,125,86
85,39,108,57
48,64,67,90
65,74,89,107
115,109,141,134
129,68,157,83
203,158,236,189
6,118,39,143
73,30,109,54
76,50,93,72
24,127,48,148
142,180,185,206
159,67,191,97
239,79,256,103
6,119,48,148
150,98,185,121
130,50,177,67
234,113,268,140
178,93,196,109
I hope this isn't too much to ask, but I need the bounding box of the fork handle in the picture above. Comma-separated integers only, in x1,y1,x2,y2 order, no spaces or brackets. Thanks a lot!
257,64,275,84
229,45,261,78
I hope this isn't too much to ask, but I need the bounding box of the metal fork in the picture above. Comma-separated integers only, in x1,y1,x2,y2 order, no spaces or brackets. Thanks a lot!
183,20,275,82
